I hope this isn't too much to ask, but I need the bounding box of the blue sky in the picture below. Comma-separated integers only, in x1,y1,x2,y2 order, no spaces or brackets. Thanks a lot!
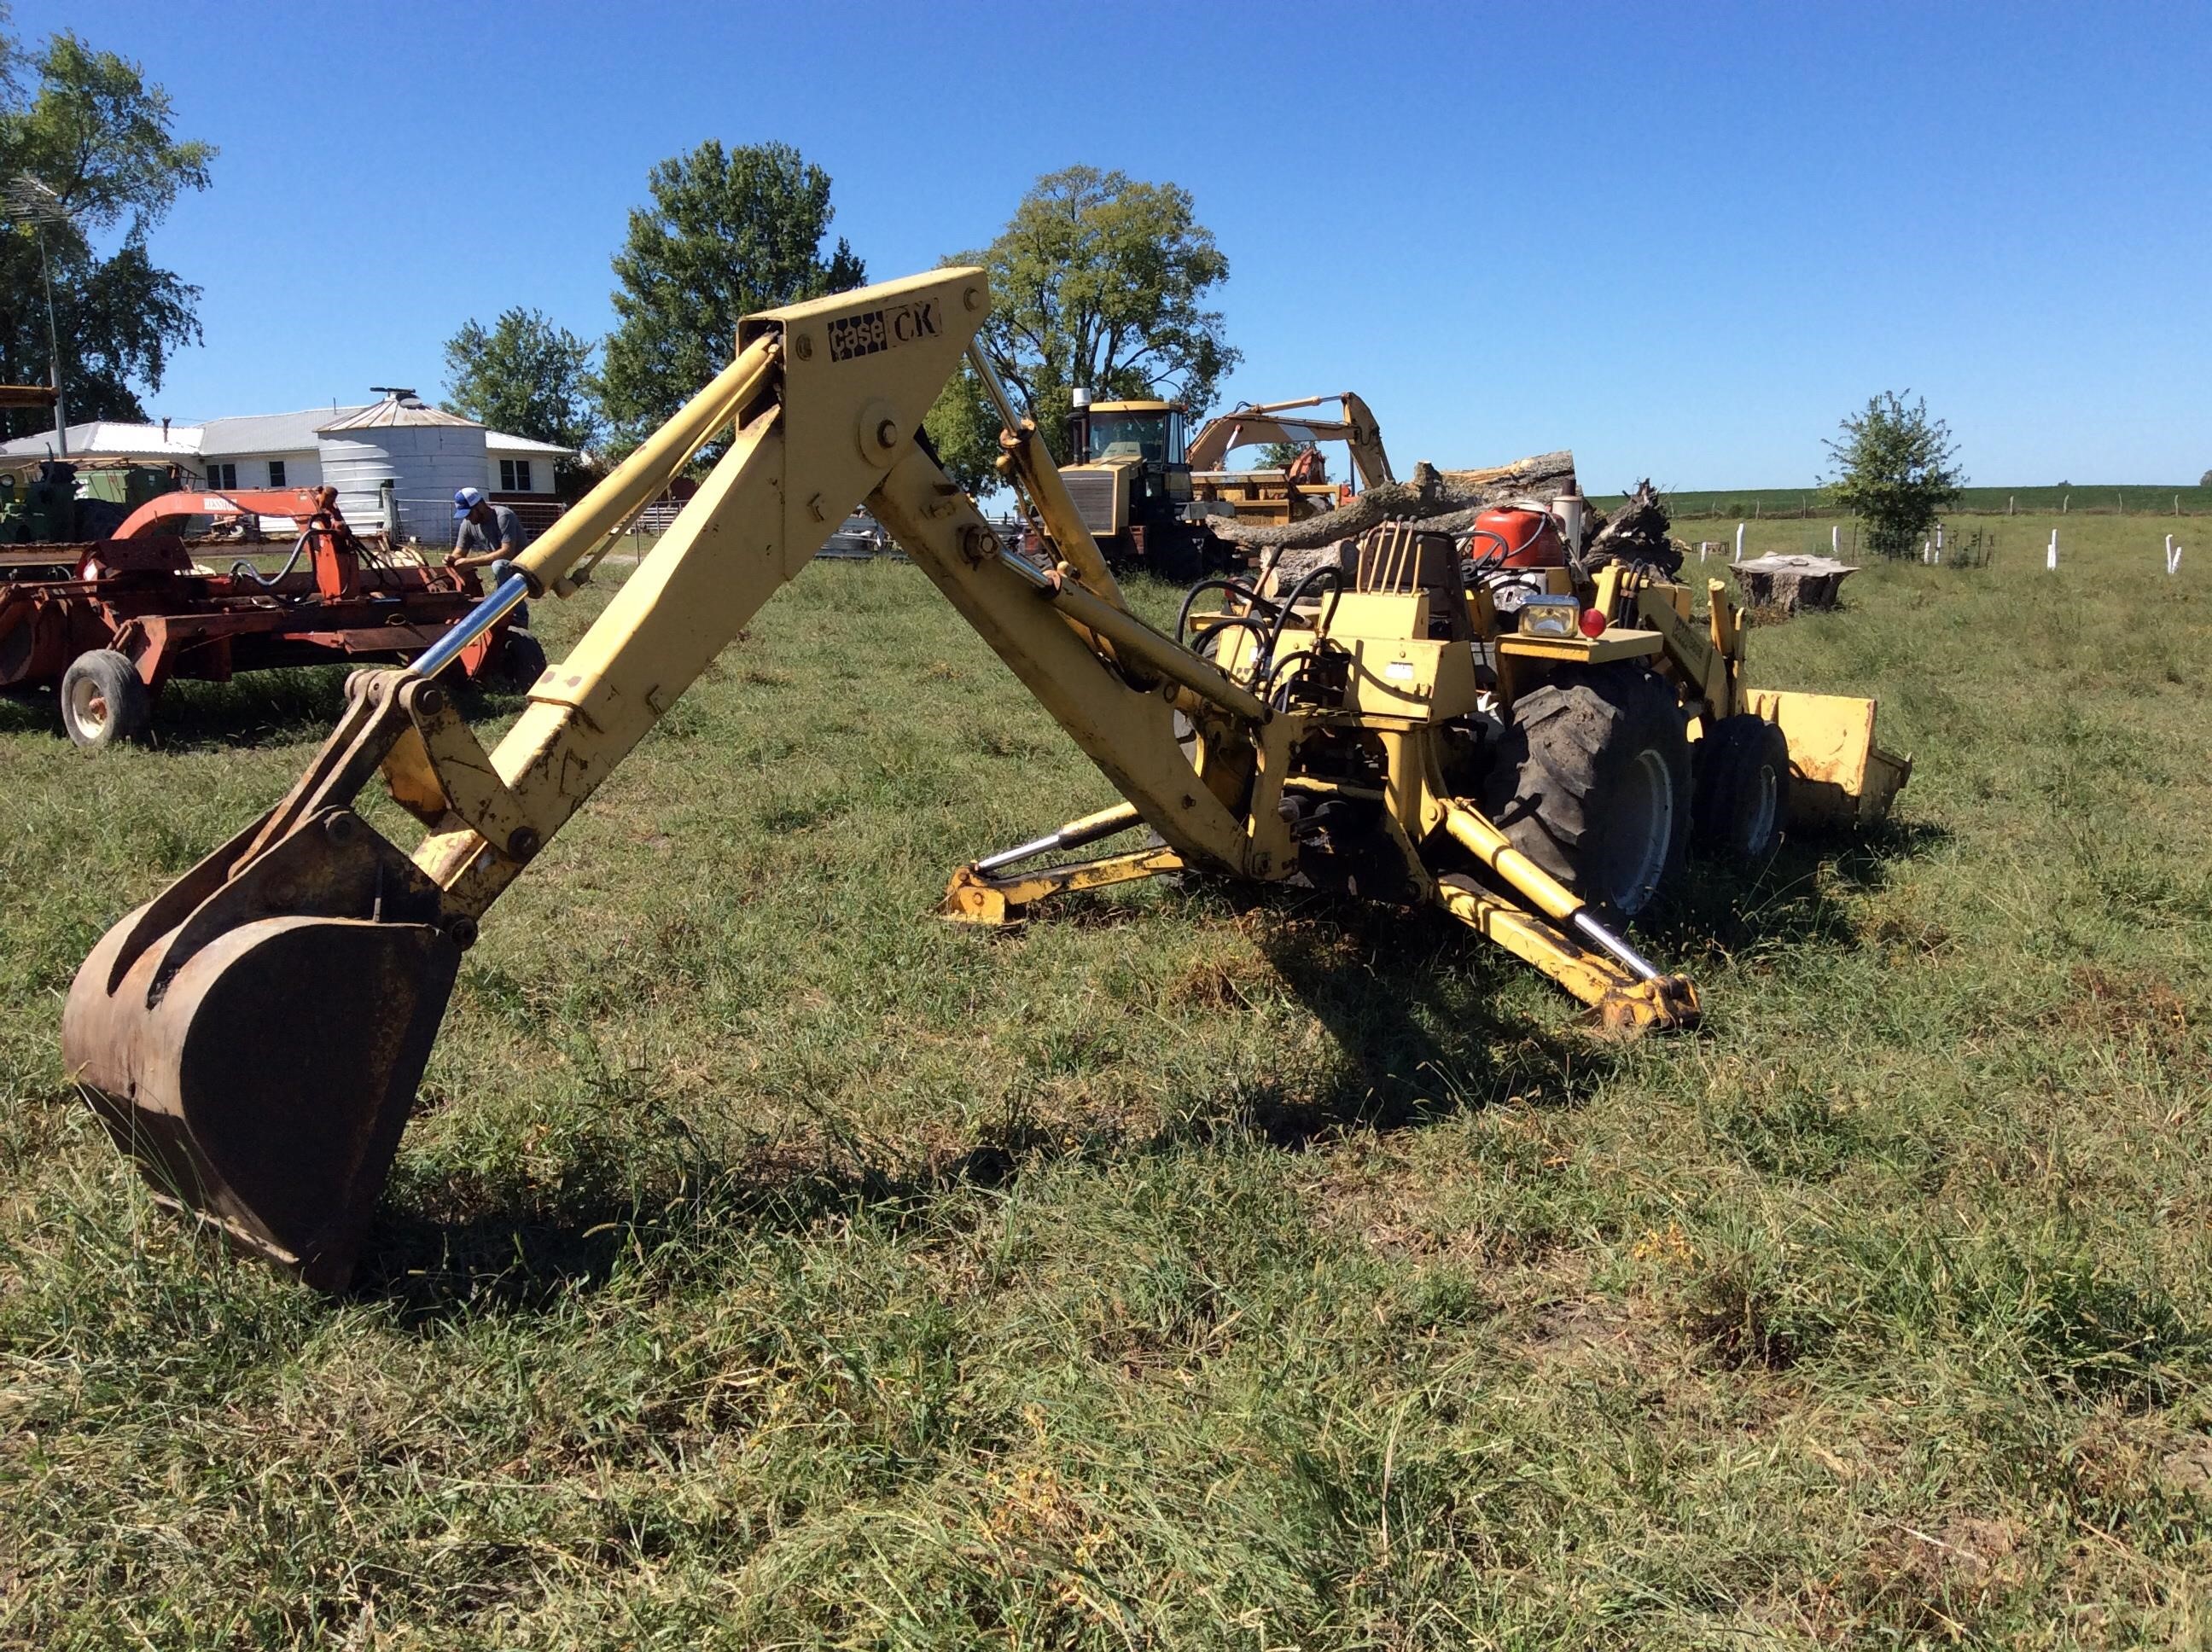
20,0,2209,486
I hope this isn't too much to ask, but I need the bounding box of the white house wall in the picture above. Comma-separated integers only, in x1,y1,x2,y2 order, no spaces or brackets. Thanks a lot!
482,445,559,494
197,447,323,489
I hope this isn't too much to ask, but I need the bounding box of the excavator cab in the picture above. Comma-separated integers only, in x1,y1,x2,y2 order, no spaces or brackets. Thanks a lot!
1076,401,1185,465
1052,397,1214,576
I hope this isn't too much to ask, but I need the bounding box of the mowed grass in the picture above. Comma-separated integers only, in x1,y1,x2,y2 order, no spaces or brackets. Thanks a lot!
1,513,2208,1648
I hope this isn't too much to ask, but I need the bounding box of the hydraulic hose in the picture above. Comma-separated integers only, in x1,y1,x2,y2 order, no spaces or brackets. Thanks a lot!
1262,564,1345,668
1176,576,1269,649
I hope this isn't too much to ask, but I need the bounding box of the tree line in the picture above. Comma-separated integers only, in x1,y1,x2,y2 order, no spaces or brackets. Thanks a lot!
4,12,1985,549
0,16,1237,497
439,148,1238,496
0,18,212,443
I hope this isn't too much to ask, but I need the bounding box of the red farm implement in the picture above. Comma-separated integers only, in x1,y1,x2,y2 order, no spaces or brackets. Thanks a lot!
0,486,544,747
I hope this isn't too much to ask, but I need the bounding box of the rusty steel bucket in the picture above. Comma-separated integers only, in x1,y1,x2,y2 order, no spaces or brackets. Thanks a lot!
61,806,461,1290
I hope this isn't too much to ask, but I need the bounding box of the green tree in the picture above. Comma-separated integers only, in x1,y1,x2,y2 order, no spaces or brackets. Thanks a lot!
1256,439,1322,479
597,139,863,450
1822,391,1965,559
0,18,213,441
924,166,1238,492
441,307,602,483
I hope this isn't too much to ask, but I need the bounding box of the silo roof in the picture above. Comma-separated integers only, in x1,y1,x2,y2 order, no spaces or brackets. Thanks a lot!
317,395,481,433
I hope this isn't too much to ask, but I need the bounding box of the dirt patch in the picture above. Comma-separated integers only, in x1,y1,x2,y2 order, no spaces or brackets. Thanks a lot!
2157,1434,2212,1500
2057,965,2200,1070
1869,910,1955,963
1518,1292,1650,1366
1795,1514,2031,1642
1166,952,1272,1010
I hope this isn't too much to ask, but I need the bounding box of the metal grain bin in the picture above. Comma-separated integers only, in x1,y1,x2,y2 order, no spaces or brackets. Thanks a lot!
316,391,486,547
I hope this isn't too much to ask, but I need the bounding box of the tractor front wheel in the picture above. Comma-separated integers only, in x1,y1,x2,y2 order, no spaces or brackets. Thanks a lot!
1482,666,1690,919
60,649,152,750
1693,714,1791,860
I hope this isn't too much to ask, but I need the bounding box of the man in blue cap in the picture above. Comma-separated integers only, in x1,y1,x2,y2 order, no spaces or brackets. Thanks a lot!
451,486,525,563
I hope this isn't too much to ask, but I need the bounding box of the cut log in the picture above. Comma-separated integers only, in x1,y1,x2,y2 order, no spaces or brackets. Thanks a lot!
1210,451,1577,552
1732,554,1858,614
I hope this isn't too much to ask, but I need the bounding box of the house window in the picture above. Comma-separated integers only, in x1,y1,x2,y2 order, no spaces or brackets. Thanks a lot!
267,460,287,487
206,462,237,490
498,457,533,492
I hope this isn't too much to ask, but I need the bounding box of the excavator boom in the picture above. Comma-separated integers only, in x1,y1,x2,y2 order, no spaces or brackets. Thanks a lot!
1185,392,1394,489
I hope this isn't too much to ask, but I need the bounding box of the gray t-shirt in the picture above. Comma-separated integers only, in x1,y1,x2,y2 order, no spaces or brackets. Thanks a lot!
454,503,526,556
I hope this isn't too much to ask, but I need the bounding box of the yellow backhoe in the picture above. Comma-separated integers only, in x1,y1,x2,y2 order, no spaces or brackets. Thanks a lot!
60,267,1907,1289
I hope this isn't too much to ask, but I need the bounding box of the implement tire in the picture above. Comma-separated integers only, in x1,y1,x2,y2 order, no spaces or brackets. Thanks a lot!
1693,713,1790,860
1482,666,1690,919
60,649,152,750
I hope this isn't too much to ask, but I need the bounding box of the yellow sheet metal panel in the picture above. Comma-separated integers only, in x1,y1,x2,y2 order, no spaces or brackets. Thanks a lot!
1496,628,1663,665
1326,590,1427,638
1745,689,1912,827
1340,636,1479,719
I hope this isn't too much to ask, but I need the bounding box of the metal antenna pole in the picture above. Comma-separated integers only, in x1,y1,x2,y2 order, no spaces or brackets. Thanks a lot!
35,225,65,456
7,176,75,457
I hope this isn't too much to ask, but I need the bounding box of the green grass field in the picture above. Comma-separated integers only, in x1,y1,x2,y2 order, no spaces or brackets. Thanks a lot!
2,511,2207,1648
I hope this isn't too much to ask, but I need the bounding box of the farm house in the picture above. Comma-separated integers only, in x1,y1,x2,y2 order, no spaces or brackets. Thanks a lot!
0,395,574,542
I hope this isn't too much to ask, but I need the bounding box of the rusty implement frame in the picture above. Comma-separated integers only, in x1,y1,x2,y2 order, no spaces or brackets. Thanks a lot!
0,489,526,722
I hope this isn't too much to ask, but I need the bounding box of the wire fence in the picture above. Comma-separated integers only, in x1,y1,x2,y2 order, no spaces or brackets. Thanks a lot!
1595,485,2212,519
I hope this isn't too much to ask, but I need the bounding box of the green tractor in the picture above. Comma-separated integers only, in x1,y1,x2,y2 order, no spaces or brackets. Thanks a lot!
0,461,174,548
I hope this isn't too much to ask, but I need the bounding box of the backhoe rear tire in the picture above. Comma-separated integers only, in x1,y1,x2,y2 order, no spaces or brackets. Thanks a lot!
1693,714,1790,860
1481,666,1689,919
60,649,152,750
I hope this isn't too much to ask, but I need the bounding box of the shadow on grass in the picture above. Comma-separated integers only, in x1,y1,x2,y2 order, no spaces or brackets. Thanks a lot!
1157,884,1617,1150
1647,815,1948,962
352,819,1943,1322
144,669,358,751
354,1142,1018,1326
0,686,59,738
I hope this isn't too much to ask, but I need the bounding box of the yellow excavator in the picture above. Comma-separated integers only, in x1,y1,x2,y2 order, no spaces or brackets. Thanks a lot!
1184,392,1394,528
60,267,1907,1289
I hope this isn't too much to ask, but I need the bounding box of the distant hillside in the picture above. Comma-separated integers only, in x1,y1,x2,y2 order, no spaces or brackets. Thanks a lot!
1586,485,2211,517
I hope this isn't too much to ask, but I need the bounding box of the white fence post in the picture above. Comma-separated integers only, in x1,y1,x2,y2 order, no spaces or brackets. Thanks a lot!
1831,524,1840,554
2046,528,2058,571
1734,522,1744,562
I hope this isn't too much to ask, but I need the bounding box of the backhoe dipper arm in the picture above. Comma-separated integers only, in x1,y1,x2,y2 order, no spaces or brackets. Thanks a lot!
60,268,1282,1288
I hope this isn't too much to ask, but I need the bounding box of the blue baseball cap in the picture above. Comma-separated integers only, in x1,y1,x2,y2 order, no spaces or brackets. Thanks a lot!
453,486,486,519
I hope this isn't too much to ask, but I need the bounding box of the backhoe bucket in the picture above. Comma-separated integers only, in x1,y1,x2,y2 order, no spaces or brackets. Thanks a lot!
61,807,460,1290
1744,689,1912,829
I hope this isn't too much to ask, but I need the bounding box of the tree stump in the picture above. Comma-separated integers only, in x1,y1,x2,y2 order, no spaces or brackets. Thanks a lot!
1732,554,1857,614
